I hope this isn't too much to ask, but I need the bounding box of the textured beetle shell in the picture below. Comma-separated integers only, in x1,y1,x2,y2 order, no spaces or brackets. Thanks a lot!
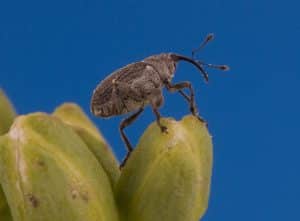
91,61,163,117
143,53,177,82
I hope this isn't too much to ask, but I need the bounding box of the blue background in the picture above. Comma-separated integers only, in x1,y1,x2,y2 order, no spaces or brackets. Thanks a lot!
1,0,299,220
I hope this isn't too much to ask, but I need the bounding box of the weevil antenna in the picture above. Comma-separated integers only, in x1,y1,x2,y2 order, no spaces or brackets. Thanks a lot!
173,54,209,82
192,33,214,59
197,60,230,71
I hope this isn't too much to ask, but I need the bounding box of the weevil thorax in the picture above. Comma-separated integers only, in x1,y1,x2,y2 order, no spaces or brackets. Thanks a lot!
143,53,177,82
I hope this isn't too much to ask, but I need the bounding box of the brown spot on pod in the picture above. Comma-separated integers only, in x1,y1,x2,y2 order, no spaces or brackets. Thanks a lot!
27,194,39,208
71,189,79,199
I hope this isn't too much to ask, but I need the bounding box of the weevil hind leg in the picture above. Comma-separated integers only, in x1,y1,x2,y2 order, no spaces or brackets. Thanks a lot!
164,81,206,122
119,108,144,168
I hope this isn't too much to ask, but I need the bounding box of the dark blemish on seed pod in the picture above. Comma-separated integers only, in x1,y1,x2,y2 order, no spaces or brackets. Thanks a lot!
71,189,89,202
37,160,45,167
71,189,78,199
27,194,39,208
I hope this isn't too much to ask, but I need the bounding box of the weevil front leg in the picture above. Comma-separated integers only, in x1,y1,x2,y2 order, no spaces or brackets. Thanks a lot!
119,108,144,168
165,81,205,122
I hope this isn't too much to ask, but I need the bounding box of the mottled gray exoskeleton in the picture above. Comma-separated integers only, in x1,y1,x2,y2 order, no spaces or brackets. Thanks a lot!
90,33,229,167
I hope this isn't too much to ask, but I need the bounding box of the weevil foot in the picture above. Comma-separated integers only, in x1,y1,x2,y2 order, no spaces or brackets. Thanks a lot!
120,151,132,169
194,114,208,127
160,125,168,134
196,115,206,123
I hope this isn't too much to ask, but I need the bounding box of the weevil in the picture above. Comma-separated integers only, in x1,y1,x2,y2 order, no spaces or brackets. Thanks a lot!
91,33,229,167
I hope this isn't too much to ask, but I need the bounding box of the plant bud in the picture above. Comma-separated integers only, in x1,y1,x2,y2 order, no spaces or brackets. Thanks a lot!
0,89,16,221
53,103,120,188
0,89,16,135
116,115,213,221
0,113,119,221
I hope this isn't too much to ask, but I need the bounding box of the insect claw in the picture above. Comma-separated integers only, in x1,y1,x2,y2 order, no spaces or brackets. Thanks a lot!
161,125,168,134
120,151,131,169
195,115,207,126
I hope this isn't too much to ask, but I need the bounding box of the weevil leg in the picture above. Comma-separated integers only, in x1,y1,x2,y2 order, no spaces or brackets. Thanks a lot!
165,81,205,122
165,81,196,112
119,108,144,168
178,90,191,102
120,108,144,151
152,106,168,133
148,88,168,133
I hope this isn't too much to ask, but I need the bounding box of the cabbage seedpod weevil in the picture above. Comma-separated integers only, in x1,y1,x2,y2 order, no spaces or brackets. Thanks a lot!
91,33,229,167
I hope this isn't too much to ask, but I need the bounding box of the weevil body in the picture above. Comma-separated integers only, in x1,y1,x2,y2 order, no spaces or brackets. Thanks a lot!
91,34,229,167
90,54,171,117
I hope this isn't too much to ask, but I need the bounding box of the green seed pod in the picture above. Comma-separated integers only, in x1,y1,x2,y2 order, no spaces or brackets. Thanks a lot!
53,103,120,188
0,188,6,211
0,89,16,135
0,89,16,221
116,115,213,221
0,113,119,221
0,187,12,221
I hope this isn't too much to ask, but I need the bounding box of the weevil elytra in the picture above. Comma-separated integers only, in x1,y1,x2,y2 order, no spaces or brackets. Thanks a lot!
91,33,229,167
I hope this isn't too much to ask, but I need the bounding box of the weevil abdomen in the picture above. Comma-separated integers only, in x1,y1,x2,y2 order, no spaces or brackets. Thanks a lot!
91,61,162,117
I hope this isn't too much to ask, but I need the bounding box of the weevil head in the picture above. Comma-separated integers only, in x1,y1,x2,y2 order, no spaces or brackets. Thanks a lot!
142,34,229,84
143,53,178,82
